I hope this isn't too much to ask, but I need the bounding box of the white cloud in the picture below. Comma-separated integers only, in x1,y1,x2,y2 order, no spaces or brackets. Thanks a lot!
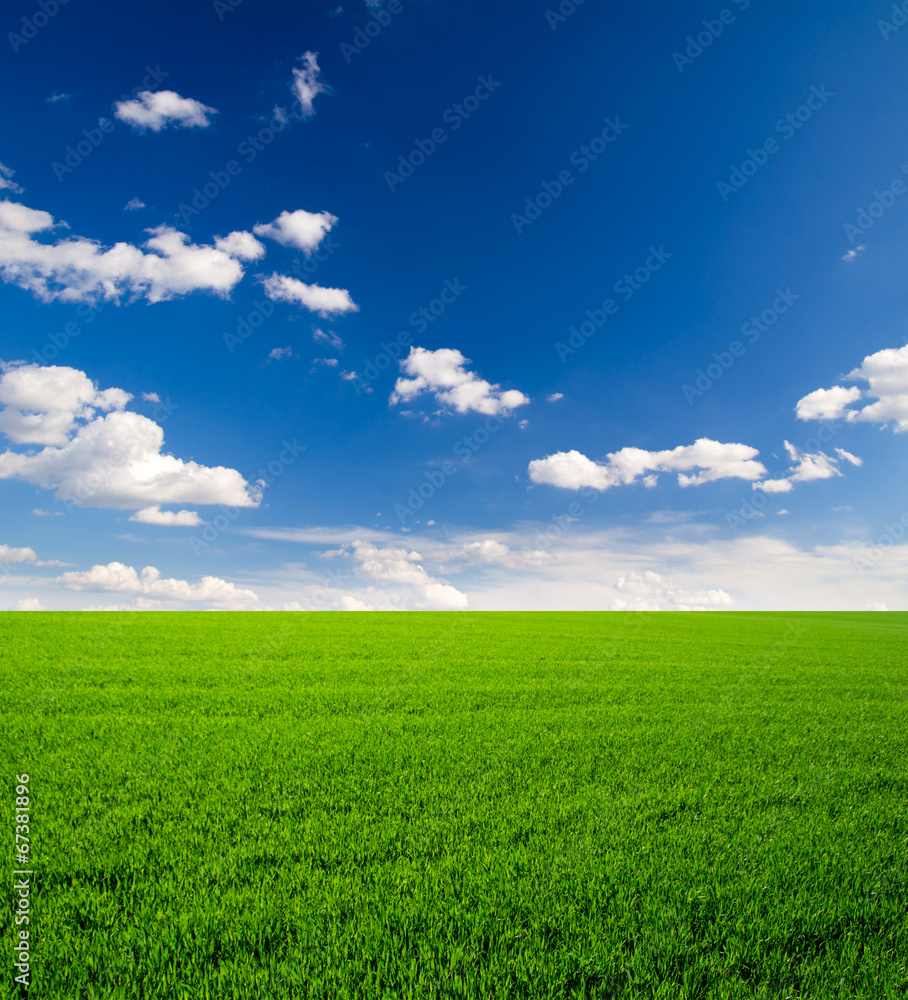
865,602,888,611
0,544,36,565
253,209,337,253
15,598,45,611
391,347,530,416
754,441,861,494
312,357,338,368
129,506,203,527
237,519,908,612
261,273,358,318
796,344,908,432
346,539,468,609
54,562,258,606
462,539,510,563
213,230,265,261
290,51,330,118
528,438,766,491
0,162,23,194
313,328,343,352
0,362,130,446
0,200,251,304
459,538,553,568
842,245,865,261
547,392,564,402
0,364,260,511
114,90,218,131
795,385,862,421
269,347,293,361
609,571,733,611
46,93,70,103
124,197,145,211
142,392,160,403
32,508,63,517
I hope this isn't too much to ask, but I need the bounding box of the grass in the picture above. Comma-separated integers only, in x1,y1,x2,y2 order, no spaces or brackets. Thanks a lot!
0,610,906,999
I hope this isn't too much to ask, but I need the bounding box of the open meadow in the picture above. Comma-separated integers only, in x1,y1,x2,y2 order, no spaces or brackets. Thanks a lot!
1,611,906,999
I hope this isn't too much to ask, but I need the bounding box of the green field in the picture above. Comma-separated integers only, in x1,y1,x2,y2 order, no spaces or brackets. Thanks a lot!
1,611,906,999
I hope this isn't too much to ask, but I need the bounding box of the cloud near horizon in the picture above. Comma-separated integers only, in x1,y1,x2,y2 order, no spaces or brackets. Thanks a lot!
53,562,258,605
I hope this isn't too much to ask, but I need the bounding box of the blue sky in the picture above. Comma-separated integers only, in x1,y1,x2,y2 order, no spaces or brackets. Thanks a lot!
2,0,908,611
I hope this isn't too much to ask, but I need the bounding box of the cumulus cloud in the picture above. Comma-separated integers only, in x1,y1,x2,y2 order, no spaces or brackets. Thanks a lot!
462,539,510,563
0,543,63,568
253,209,337,253
547,392,564,402
0,162,23,194
842,245,865,262
124,197,145,211
529,438,766,491
114,90,218,131
754,441,862,494
0,200,250,304
0,362,130,446
290,52,330,118
213,230,265,261
269,347,293,361
53,562,258,606
609,570,733,611
460,538,553,568
0,364,260,511
795,385,862,421
0,544,36,565
391,347,530,416
142,392,160,403
261,273,358,318
15,598,44,611
796,344,908,432
129,506,203,527
347,539,468,609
